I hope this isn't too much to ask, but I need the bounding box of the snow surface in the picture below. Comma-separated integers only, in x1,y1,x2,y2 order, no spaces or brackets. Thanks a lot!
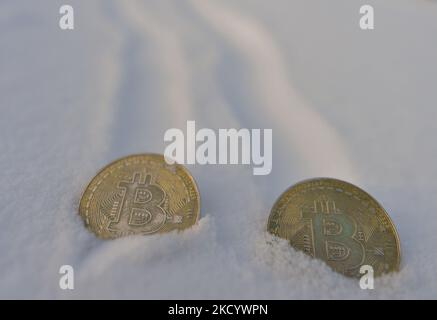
1,0,437,299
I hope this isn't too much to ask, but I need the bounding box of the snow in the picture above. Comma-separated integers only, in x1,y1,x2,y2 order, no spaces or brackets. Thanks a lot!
1,0,436,299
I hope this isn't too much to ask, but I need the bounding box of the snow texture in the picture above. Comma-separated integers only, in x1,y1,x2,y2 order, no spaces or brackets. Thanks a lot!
0,0,436,299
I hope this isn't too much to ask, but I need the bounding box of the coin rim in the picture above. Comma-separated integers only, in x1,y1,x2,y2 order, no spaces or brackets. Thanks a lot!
267,177,401,272
79,153,201,237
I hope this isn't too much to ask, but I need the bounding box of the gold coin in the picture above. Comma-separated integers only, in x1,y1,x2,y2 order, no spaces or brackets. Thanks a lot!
79,154,200,239
267,178,401,278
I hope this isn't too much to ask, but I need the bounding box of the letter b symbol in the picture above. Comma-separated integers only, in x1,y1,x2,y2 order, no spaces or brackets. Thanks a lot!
303,198,364,273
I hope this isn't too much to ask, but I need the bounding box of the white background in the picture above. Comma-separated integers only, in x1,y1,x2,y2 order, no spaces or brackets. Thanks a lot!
0,0,436,298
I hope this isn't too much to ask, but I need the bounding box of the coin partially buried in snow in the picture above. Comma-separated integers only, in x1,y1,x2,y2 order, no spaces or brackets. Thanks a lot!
267,178,401,278
79,154,200,239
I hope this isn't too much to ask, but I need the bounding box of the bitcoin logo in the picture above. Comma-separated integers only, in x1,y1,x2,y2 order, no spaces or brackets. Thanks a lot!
267,178,401,278
79,154,200,239
108,173,167,235
302,196,364,270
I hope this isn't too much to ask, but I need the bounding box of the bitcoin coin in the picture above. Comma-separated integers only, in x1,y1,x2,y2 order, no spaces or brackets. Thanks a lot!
79,154,200,239
267,178,401,278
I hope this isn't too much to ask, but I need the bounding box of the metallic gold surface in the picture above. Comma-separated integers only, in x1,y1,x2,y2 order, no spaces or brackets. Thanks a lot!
79,154,200,239
267,178,401,278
